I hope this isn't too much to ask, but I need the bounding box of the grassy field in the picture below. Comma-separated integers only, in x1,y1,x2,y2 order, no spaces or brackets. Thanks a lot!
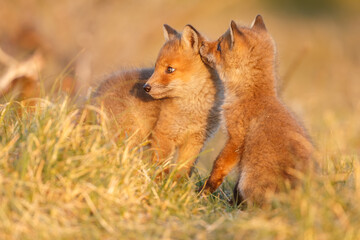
0,97,359,240
1,0,360,239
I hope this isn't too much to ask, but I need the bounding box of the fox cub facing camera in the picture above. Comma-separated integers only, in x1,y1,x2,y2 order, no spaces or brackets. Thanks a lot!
200,15,315,206
94,25,223,176
143,24,223,176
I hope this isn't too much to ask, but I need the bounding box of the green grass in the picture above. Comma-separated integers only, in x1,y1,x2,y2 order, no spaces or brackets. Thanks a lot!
0,97,359,240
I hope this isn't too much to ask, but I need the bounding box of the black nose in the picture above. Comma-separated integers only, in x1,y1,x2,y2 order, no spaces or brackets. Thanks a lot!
143,84,151,93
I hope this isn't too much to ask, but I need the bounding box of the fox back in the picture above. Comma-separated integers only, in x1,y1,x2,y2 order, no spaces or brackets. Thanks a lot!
93,68,161,146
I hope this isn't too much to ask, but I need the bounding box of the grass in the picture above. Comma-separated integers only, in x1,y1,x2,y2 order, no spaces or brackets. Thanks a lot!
1,0,360,239
0,96,359,240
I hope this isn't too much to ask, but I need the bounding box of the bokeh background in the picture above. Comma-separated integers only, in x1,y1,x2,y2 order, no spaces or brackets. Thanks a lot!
1,0,359,173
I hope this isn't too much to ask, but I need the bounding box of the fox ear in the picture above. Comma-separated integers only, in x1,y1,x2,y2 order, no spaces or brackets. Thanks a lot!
251,15,267,31
181,25,201,52
230,20,245,48
163,24,180,41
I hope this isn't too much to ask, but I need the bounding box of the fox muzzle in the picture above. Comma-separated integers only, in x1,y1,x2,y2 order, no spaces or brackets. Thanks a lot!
143,84,151,93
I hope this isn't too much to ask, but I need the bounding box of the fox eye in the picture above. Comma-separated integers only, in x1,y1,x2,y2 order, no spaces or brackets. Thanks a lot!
217,42,221,52
166,66,175,73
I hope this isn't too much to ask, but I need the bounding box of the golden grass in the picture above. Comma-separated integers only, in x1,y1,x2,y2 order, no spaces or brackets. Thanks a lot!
0,97,359,239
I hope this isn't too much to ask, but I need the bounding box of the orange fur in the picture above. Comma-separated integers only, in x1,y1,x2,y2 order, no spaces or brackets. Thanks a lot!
93,68,161,146
200,15,314,206
94,25,223,176
144,25,223,176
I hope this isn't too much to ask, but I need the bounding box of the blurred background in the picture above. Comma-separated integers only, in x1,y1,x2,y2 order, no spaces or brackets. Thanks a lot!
0,0,359,173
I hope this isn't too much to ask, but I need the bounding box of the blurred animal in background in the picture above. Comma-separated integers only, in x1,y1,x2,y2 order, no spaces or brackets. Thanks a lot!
0,46,43,102
0,24,80,103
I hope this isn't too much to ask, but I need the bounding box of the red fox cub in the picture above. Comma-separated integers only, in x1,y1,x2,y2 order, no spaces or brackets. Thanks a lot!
199,15,314,206
94,25,223,176
143,24,223,176
93,68,160,146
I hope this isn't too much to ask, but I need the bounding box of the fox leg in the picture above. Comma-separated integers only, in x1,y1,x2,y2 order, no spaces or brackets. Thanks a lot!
176,137,204,177
240,171,278,208
150,130,176,174
230,177,245,206
202,140,241,193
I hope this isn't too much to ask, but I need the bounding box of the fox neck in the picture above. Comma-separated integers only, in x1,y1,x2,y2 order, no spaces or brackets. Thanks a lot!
172,68,218,111
222,59,279,134
223,59,277,101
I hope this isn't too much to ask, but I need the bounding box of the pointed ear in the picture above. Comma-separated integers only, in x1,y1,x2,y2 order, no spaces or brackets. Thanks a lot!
163,24,180,41
251,15,267,31
181,24,201,51
230,20,244,48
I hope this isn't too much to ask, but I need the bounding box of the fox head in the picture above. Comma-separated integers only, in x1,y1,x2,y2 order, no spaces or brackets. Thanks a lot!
200,15,276,84
143,24,211,99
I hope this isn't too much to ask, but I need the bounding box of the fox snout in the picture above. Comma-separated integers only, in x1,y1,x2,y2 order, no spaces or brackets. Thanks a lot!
143,75,170,99
143,84,151,92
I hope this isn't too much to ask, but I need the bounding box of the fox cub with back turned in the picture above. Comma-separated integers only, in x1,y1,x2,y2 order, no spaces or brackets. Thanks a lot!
199,15,315,206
